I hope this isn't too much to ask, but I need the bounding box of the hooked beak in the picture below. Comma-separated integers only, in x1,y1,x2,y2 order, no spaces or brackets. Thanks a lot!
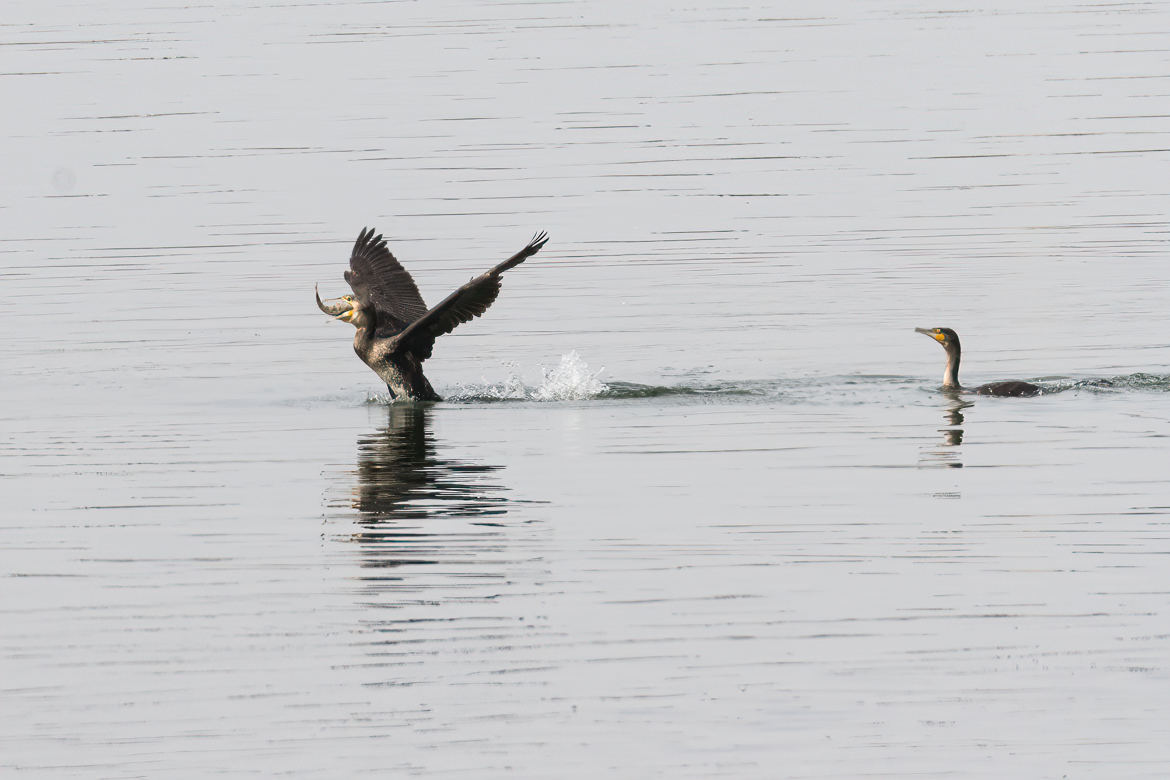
316,284,354,319
915,327,946,343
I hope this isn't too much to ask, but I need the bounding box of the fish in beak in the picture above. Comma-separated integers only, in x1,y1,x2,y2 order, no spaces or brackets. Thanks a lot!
316,284,356,319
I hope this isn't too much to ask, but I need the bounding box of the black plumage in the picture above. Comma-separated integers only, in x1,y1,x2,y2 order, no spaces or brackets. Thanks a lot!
915,327,1042,398
345,227,429,333
973,380,1040,398
318,228,549,401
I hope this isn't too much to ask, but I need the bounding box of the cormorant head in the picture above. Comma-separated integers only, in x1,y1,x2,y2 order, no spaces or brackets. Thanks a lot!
915,327,960,354
316,285,371,328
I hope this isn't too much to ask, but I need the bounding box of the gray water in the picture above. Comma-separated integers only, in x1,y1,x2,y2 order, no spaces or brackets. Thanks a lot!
3,1,1170,777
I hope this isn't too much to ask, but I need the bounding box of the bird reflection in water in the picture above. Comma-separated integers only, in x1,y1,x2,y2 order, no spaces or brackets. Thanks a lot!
346,404,510,581
918,395,971,470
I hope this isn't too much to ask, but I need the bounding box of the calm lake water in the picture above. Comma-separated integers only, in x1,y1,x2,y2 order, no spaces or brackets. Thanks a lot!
3,0,1170,777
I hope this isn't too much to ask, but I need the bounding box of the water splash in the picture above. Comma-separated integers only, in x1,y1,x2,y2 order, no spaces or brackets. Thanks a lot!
532,350,608,401
446,371,530,402
445,351,607,403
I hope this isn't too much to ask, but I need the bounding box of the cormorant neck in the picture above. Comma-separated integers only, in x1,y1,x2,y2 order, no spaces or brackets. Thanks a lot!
352,324,374,353
943,344,961,389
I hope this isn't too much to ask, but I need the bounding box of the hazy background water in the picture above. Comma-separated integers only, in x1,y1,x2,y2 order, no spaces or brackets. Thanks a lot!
3,0,1170,777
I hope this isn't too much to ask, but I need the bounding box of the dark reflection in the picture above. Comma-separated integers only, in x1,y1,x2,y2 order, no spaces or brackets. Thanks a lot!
940,394,967,447
353,404,507,520
346,404,510,574
918,395,971,469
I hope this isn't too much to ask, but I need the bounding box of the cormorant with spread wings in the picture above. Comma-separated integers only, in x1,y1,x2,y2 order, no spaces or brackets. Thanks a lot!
317,227,549,401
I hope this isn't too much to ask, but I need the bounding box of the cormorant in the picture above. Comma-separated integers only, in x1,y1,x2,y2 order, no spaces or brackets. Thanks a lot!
914,327,1042,397
317,227,549,401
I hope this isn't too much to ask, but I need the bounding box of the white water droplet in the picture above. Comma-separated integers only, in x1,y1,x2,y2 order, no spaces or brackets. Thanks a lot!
532,351,607,401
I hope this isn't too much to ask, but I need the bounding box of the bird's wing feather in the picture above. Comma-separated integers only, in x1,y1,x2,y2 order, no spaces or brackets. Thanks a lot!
393,231,548,361
343,228,429,333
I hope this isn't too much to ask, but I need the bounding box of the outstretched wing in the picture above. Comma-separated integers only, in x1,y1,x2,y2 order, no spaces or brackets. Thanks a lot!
343,228,429,333
393,231,548,361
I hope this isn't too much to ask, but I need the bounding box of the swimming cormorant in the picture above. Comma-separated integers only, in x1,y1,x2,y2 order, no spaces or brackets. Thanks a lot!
317,227,549,401
914,327,1041,397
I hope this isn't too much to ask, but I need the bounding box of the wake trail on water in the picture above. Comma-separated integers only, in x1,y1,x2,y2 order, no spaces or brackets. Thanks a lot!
363,356,1170,405
444,353,813,403
1045,372,1170,394
442,357,921,404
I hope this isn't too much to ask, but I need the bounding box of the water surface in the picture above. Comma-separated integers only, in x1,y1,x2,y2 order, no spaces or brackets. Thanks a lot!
3,1,1170,777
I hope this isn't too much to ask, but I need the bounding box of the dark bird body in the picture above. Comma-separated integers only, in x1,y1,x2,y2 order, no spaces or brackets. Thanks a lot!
915,327,1042,398
318,228,549,401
